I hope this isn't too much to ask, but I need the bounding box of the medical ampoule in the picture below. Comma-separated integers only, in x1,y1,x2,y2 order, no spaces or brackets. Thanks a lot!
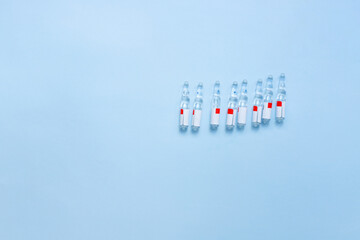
226,81,238,130
237,79,248,128
262,75,274,124
191,83,203,131
252,79,263,127
179,81,190,130
276,73,286,122
210,81,221,129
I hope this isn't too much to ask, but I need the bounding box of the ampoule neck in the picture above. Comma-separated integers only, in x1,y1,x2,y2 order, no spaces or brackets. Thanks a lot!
182,81,189,96
278,74,286,90
213,81,220,96
195,83,203,98
265,76,273,89
255,80,263,95
264,76,273,96
240,80,248,94
230,81,238,98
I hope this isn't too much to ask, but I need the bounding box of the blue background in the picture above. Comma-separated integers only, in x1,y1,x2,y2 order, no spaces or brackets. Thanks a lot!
1,0,360,239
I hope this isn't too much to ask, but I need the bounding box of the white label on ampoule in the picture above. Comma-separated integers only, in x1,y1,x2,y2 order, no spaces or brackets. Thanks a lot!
257,106,263,123
276,101,285,118
226,108,236,126
237,106,247,124
180,109,189,126
252,106,262,123
262,102,272,119
192,110,202,127
281,102,286,118
210,108,220,125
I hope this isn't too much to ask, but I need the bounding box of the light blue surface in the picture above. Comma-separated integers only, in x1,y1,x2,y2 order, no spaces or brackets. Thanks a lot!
1,0,360,239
